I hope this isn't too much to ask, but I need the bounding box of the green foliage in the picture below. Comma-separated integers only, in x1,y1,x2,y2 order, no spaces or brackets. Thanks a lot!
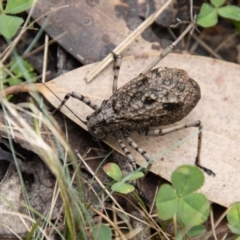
197,3,218,27
104,162,123,181
172,164,205,196
156,184,178,220
178,193,209,226
187,225,206,238
1,58,37,90
103,162,144,194
111,182,135,194
0,14,24,39
156,165,209,238
0,1,37,90
211,0,225,8
227,202,240,235
0,0,36,39
197,0,240,32
92,224,112,240
218,6,240,21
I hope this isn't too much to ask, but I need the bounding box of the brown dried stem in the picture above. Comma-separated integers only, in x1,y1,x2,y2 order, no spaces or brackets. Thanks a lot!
84,0,173,82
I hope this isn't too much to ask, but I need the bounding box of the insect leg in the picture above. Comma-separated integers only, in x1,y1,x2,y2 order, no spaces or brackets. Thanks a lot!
112,53,122,94
141,120,215,176
123,132,153,174
52,92,99,115
194,123,215,176
114,131,137,171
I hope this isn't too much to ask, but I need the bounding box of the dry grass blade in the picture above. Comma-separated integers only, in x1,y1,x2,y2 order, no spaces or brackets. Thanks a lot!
0,100,94,238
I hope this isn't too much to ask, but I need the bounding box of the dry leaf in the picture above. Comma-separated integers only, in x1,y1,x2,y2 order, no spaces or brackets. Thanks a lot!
31,0,165,63
2,53,240,207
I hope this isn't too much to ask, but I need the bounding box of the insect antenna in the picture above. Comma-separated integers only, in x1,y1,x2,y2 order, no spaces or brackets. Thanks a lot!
41,82,87,126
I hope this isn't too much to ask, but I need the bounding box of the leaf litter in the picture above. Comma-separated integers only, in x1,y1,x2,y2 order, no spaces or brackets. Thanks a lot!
1,53,240,208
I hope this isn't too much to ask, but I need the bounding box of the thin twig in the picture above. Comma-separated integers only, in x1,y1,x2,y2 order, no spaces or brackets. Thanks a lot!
141,21,195,74
191,33,223,59
141,0,196,73
22,32,67,59
42,34,49,84
85,0,173,82
214,32,238,52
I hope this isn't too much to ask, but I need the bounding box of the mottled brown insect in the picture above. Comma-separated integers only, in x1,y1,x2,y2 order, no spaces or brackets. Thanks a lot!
55,56,214,175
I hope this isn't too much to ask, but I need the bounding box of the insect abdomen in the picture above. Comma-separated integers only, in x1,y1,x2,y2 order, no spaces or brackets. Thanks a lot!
107,68,200,131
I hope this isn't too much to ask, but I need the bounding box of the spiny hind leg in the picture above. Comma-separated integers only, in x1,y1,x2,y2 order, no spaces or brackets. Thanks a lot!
140,120,215,176
114,131,137,171
123,131,152,175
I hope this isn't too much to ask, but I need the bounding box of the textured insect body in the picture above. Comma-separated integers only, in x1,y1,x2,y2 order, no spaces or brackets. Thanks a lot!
56,63,214,175
87,67,201,139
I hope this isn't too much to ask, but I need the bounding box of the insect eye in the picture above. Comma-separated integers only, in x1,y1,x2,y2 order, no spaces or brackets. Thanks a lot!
163,102,183,111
